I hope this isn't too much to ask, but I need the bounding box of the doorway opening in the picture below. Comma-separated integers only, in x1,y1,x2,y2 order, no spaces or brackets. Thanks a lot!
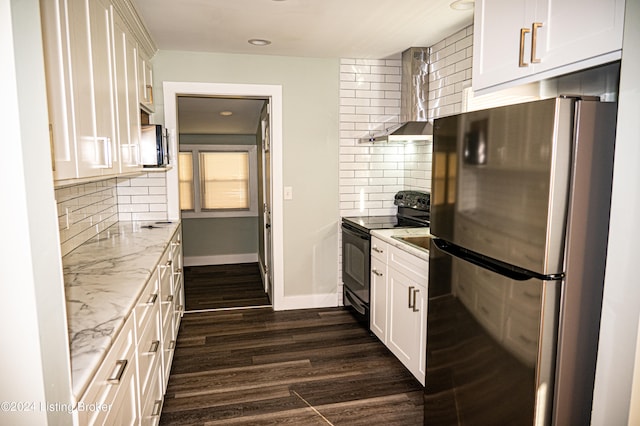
162,82,284,311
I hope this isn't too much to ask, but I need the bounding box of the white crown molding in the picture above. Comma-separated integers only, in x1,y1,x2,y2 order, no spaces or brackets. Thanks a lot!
111,0,157,59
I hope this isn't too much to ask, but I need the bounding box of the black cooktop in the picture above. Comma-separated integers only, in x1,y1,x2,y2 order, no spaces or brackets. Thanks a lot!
342,215,401,232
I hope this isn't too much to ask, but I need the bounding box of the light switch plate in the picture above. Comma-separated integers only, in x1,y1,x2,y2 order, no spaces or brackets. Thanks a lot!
284,186,293,200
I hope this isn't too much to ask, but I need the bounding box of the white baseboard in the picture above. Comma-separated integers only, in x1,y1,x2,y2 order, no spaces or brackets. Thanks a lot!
277,292,340,311
184,253,259,267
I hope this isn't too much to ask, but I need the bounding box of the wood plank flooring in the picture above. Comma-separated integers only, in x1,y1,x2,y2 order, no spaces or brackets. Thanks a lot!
160,307,425,425
184,263,271,311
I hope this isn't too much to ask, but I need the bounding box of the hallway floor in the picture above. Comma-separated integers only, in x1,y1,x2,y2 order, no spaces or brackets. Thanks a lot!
160,264,423,425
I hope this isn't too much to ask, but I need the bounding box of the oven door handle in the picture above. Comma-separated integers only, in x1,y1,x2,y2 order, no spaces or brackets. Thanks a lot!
342,224,369,240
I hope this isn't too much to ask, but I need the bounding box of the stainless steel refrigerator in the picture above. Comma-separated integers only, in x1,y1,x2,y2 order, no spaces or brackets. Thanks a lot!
425,97,617,425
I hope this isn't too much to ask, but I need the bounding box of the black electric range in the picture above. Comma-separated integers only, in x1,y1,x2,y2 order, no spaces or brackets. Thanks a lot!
341,190,430,327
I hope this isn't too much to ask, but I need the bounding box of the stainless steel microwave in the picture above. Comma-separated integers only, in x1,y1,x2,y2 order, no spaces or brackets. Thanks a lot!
140,124,169,167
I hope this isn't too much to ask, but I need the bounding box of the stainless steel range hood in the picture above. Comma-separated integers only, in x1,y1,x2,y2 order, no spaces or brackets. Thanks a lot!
359,47,432,144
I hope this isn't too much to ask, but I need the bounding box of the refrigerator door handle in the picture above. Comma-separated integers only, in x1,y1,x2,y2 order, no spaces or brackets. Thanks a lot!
432,238,564,282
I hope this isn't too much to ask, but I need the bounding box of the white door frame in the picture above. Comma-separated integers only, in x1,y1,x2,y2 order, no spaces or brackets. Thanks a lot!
162,81,284,310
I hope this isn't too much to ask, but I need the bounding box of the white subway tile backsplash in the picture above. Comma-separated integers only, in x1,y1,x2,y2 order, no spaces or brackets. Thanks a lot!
55,172,170,256
338,26,472,293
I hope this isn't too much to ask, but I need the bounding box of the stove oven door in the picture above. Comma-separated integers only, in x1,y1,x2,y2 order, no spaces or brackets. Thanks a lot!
341,223,371,305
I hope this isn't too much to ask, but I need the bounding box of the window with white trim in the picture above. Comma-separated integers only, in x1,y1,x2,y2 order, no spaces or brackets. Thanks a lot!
179,144,258,218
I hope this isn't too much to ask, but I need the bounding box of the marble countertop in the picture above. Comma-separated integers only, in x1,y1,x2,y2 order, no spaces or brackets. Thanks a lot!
63,220,180,398
371,227,432,261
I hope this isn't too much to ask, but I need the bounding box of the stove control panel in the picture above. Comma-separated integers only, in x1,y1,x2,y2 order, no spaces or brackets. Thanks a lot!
394,190,430,211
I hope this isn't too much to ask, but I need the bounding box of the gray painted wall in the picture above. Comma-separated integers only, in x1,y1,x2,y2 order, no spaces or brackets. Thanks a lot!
153,51,340,297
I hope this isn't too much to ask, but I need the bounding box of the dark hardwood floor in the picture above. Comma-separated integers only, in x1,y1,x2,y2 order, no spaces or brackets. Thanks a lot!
184,263,271,311
160,268,425,425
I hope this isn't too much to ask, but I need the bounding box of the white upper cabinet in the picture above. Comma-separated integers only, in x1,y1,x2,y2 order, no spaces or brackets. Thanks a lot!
111,8,142,173
473,0,625,93
41,0,155,182
40,0,77,179
88,0,118,175
138,53,154,112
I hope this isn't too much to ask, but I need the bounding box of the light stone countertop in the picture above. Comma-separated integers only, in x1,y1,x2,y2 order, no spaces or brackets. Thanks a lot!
62,220,180,398
371,227,432,261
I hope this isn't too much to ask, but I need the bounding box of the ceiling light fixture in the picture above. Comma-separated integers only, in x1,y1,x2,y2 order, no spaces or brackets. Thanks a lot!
219,111,233,116
248,38,271,46
450,0,474,10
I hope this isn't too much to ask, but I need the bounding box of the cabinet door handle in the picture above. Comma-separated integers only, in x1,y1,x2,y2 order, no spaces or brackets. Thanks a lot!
149,340,160,353
166,295,174,302
146,85,154,104
531,22,543,63
96,137,113,168
107,359,128,384
412,289,420,312
372,247,384,254
146,293,158,305
408,286,415,309
372,269,383,277
519,27,531,67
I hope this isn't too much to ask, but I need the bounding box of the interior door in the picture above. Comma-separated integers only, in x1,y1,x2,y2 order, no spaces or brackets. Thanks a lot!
261,104,273,301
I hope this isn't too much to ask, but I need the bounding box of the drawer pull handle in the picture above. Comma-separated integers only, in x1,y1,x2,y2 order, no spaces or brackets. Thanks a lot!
146,293,158,305
151,399,162,417
519,27,531,67
412,289,420,312
372,269,383,277
531,22,543,63
107,359,128,384
166,295,174,302
149,340,160,353
372,247,384,253
177,305,184,311
166,260,172,268
169,340,176,350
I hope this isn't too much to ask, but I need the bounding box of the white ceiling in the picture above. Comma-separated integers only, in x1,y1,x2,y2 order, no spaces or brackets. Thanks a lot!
131,0,474,59
177,97,265,134
137,0,474,134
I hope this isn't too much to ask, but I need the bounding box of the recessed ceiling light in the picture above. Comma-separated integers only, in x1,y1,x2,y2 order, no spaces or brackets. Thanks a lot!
219,111,233,116
450,0,474,10
248,38,271,46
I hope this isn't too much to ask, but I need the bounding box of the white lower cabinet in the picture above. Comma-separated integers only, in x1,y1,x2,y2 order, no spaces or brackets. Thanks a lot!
370,236,428,385
387,267,427,385
76,225,183,425
77,315,139,425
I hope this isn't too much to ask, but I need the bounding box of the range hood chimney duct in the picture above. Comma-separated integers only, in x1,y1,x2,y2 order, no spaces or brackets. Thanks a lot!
360,47,432,144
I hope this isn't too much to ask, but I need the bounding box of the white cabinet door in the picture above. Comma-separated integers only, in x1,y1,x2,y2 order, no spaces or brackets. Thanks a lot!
88,0,117,175
387,267,426,385
77,315,139,425
138,53,154,112
111,9,142,173
473,0,533,91
45,0,116,178
473,0,625,92
67,0,98,178
370,256,388,342
40,0,77,180
536,0,625,73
